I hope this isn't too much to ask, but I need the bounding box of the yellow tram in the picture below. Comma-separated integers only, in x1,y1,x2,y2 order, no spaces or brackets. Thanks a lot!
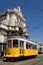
3,36,38,61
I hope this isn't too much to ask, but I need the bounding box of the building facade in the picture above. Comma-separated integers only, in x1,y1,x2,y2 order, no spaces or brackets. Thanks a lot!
0,6,28,55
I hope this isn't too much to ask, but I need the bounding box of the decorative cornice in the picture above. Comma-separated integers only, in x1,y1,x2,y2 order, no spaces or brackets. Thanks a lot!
0,7,26,22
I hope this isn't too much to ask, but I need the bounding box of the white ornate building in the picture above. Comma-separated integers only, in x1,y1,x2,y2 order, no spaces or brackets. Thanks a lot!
0,6,28,54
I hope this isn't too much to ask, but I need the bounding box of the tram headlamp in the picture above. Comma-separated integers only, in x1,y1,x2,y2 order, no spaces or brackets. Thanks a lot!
14,55,18,57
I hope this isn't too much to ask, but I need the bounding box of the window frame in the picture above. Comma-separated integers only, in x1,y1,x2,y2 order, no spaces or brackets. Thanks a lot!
20,40,24,48
13,39,18,48
8,40,12,48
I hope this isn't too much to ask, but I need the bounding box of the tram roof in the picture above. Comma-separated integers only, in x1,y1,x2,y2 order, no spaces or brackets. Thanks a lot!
7,36,37,45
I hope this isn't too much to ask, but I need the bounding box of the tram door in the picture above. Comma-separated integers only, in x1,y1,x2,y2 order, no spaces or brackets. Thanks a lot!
20,41,24,54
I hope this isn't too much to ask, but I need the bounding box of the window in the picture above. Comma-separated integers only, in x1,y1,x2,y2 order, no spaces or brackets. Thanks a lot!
8,40,12,48
35,45,37,50
26,42,37,50
20,41,24,48
13,40,18,47
26,42,29,49
26,42,32,49
20,41,24,54
32,44,37,50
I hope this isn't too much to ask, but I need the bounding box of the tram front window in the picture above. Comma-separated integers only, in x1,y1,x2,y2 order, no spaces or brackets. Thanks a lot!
8,40,12,48
13,40,18,48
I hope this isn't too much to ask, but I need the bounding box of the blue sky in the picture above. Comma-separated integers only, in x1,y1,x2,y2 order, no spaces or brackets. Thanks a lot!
0,0,43,43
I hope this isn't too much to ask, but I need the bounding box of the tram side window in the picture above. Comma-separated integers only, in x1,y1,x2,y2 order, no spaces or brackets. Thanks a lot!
20,41,24,48
32,44,37,50
29,43,32,49
26,42,32,49
35,45,37,50
8,40,12,48
13,40,18,47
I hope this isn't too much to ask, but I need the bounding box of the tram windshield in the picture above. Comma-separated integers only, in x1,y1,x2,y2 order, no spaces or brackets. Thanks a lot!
8,39,18,48
8,40,12,48
13,40,18,48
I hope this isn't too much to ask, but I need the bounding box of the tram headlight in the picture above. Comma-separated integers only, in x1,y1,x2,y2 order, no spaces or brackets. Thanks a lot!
14,55,18,57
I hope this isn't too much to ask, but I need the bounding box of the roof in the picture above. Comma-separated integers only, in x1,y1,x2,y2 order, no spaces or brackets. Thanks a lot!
7,36,38,45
